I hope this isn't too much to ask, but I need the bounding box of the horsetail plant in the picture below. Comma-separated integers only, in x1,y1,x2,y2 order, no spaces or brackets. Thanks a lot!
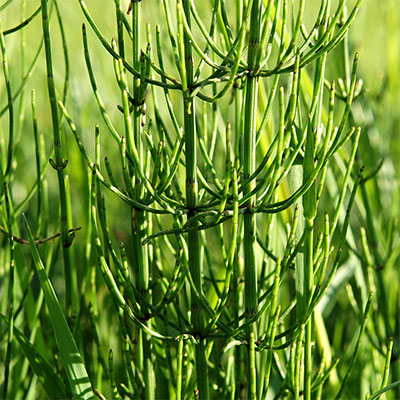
1,0,399,399
40,0,76,314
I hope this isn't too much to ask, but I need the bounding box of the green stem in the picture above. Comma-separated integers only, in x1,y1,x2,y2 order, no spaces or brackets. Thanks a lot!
40,0,75,311
129,2,154,398
243,1,262,398
303,217,314,400
0,17,14,199
176,336,184,400
179,0,209,398
3,188,15,399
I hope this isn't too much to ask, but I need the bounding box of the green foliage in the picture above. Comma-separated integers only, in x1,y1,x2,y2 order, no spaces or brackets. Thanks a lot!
0,0,399,399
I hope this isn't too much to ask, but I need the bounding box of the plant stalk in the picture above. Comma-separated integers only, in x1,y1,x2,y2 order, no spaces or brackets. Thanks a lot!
181,0,209,398
130,2,154,398
40,0,76,311
243,1,262,398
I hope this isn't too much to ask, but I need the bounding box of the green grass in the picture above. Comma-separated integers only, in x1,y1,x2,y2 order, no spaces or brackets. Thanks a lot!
0,0,399,399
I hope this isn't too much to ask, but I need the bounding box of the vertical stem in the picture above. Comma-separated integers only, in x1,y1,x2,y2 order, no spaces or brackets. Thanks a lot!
130,2,154,399
0,21,15,397
3,188,14,400
132,1,142,164
302,30,327,397
303,217,314,400
40,0,75,311
243,1,262,398
0,18,14,193
136,208,154,400
181,0,209,398
288,160,305,311
176,336,184,400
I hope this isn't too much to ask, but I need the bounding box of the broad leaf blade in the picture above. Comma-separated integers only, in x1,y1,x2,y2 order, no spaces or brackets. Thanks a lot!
0,313,66,399
22,214,95,400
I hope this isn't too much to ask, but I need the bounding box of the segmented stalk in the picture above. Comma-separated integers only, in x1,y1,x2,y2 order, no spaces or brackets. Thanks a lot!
243,1,262,398
179,0,209,398
40,0,76,311
130,2,154,398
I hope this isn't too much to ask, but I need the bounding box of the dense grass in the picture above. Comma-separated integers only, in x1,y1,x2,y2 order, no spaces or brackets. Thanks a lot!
0,0,399,399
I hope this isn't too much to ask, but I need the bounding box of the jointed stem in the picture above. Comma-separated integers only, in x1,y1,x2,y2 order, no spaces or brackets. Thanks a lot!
129,2,154,398
40,0,76,312
180,0,209,398
303,217,314,400
243,1,262,398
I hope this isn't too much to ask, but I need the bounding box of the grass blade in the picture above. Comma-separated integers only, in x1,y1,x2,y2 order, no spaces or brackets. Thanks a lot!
0,313,66,399
22,214,95,400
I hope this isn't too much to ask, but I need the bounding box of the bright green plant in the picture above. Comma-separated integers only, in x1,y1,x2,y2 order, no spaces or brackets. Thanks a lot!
0,0,399,399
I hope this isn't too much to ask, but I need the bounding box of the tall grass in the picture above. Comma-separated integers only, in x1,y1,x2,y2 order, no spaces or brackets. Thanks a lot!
0,0,399,399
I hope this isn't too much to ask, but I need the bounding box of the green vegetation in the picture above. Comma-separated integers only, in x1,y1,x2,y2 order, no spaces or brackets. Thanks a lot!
0,0,399,399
